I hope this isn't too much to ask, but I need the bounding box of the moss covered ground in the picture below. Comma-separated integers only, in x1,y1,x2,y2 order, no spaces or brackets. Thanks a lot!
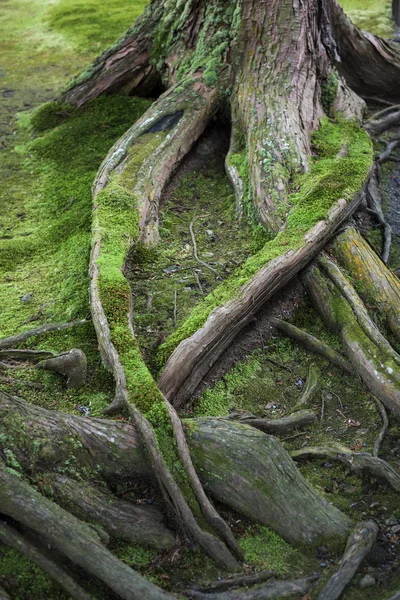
340,0,395,37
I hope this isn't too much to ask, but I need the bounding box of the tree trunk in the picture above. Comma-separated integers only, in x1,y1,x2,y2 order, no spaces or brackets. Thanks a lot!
5,0,400,596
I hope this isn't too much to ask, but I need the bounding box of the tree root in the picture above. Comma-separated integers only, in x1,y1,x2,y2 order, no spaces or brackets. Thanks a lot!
183,576,319,599
304,264,400,416
372,397,389,458
0,460,175,600
291,442,400,492
366,105,400,136
270,318,351,374
318,253,398,360
316,521,378,600
0,391,353,549
365,165,392,263
47,473,176,550
0,587,10,600
332,227,400,342
0,520,94,600
189,571,275,594
0,320,86,350
236,409,317,435
165,401,244,560
292,363,320,412
377,139,399,164
37,349,87,389
0,349,55,361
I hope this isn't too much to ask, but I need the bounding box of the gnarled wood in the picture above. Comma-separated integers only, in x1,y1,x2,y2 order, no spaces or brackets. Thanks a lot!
317,521,378,600
0,391,352,549
238,409,317,434
184,576,319,600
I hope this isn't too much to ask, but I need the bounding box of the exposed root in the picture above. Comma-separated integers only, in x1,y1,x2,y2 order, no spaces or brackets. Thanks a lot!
270,318,351,374
0,349,55,361
304,264,400,416
316,521,379,600
189,571,275,594
291,442,400,492
377,139,400,164
37,349,87,389
0,392,353,549
0,520,94,600
365,165,392,263
0,319,86,350
183,576,319,600
332,227,400,342
59,3,163,106
47,473,175,550
292,363,320,412
236,409,317,435
165,401,244,560
372,397,389,458
318,253,398,359
0,460,175,600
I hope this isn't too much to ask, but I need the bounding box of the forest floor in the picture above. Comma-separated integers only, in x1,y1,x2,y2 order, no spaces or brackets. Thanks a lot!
1,0,400,598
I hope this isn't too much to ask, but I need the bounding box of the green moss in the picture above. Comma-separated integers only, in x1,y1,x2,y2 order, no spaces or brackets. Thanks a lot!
321,71,339,117
239,525,313,577
156,118,373,367
46,0,148,54
0,549,68,600
340,0,394,37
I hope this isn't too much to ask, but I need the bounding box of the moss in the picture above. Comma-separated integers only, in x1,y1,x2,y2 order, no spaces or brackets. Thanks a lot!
0,549,68,600
239,525,314,577
340,0,394,37
156,118,373,367
321,71,339,117
46,0,149,54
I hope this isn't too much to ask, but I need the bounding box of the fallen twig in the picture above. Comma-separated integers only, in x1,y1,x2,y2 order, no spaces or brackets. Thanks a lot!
372,396,389,458
270,318,352,374
0,320,87,350
189,220,221,279
193,270,204,294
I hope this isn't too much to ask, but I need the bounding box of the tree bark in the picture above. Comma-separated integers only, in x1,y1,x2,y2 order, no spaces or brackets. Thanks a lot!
0,391,352,549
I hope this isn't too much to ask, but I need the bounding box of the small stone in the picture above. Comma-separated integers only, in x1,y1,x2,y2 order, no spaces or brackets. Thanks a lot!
359,575,376,589
203,252,214,258
386,517,398,527
344,485,357,494
370,502,380,508
323,462,333,468
21,293,33,303
206,230,216,242
391,525,400,534
163,265,180,274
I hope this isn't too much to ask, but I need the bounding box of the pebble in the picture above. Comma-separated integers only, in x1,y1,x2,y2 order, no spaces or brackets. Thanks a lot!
21,293,32,303
386,517,398,527
359,575,376,589
391,525,400,535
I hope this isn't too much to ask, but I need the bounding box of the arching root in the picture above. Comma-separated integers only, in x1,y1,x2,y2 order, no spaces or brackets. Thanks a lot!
89,83,242,570
292,442,400,492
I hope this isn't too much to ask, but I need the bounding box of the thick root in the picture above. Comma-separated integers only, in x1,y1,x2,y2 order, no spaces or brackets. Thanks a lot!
332,227,400,342
184,576,319,600
0,391,353,550
0,521,94,600
316,521,378,600
304,264,400,416
0,460,175,600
